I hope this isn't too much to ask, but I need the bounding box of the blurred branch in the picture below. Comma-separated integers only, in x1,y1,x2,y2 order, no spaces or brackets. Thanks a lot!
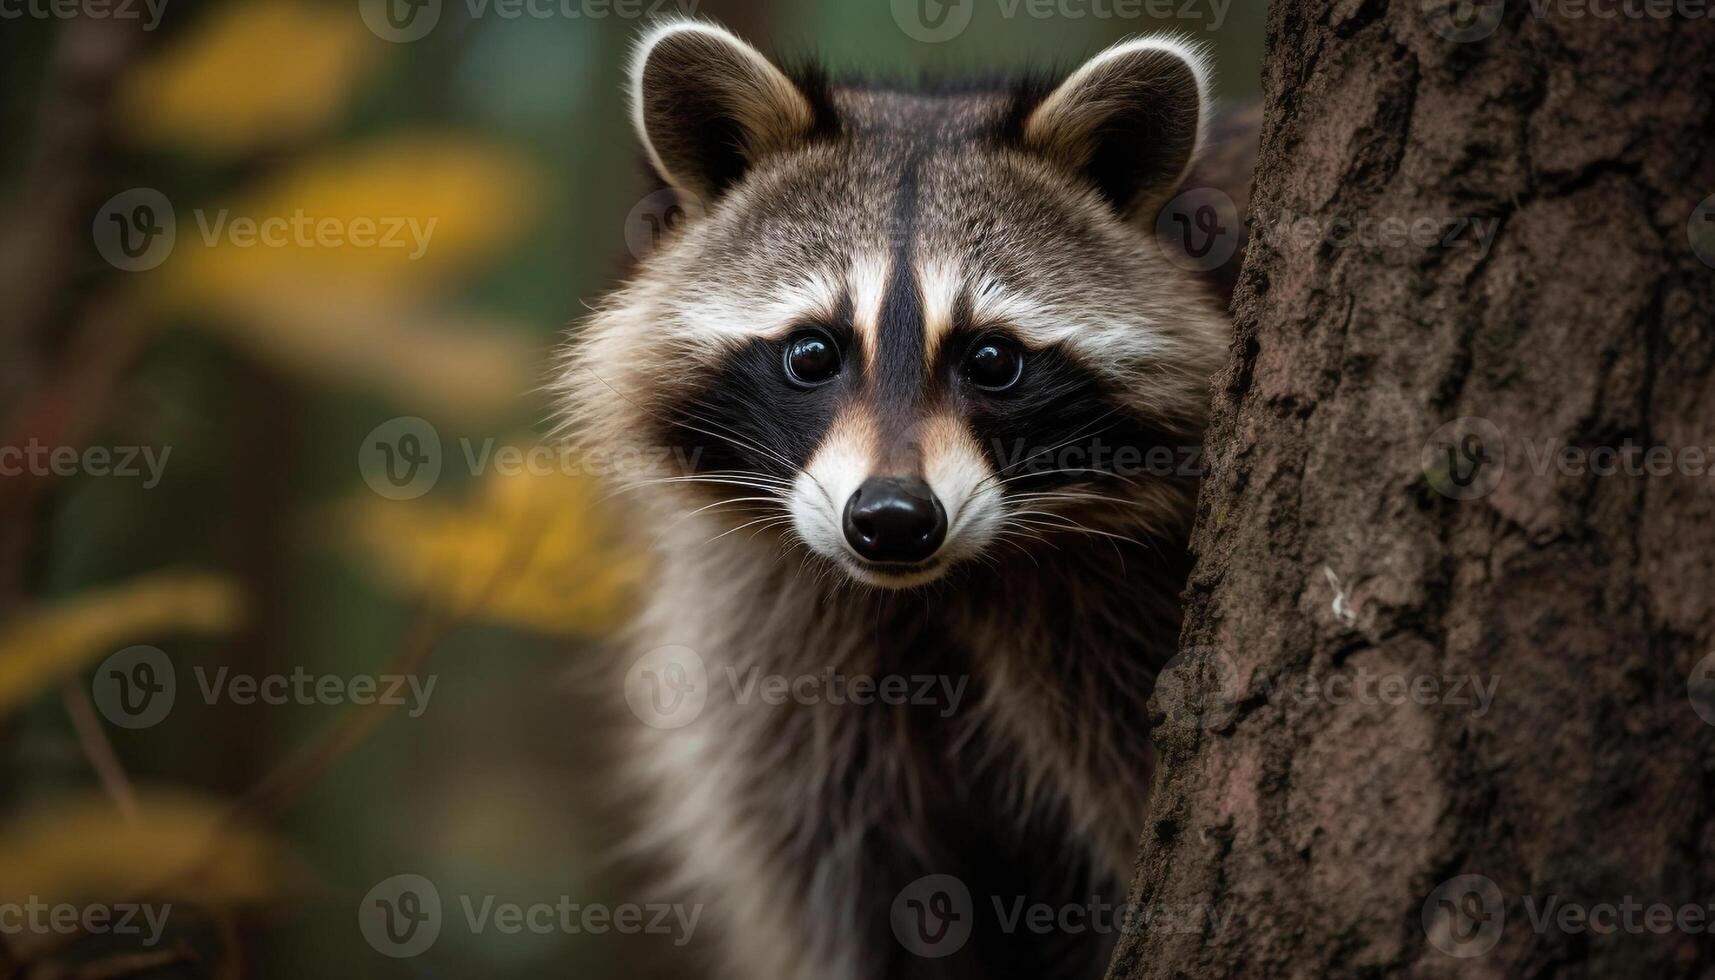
229,507,552,825
0,11,153,609
5,601,457,974
6,535,541,972
228,600,449,825
0,13,154,915
0,295,150,532
59,681,139,821
0,15,146,394
0,14,143,379
51,682,226,980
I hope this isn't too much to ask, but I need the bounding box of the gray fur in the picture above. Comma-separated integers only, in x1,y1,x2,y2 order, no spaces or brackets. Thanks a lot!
555,21,1244,980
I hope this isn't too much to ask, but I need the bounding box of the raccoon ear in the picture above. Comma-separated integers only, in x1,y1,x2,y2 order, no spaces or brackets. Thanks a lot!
630,21,817,205
1022,37,1210,220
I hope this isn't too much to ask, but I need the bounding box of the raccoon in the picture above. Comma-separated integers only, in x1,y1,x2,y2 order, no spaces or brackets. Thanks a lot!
559,19,1248,980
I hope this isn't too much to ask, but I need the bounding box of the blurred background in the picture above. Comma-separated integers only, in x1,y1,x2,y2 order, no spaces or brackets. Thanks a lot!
0,0,1263,976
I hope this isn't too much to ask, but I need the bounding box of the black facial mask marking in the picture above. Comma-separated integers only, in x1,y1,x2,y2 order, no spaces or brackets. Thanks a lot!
660,324,856,484
944,332,1180,495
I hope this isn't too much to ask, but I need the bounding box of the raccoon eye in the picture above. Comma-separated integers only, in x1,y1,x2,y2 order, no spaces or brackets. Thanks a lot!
783,330,841,387
964,335,1024,392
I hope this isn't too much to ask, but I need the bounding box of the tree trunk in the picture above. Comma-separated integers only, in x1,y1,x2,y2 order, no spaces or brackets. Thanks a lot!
1111,3,1715,978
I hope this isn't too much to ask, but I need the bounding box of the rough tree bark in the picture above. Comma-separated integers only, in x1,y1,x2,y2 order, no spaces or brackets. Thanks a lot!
1110,2,1715,978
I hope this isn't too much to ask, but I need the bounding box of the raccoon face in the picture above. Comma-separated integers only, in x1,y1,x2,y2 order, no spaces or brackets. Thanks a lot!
566,21,1229,590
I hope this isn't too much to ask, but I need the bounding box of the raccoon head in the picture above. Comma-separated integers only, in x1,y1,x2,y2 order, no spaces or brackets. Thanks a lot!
563,20,1229,591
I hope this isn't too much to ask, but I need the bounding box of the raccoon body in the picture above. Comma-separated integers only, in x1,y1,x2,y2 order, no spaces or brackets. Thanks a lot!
559,20,1246,980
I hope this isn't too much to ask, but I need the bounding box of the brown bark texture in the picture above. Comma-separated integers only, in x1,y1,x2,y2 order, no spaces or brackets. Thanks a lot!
1110,2,1715,978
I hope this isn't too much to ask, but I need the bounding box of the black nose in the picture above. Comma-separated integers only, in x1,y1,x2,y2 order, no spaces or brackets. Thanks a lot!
842,477,947,563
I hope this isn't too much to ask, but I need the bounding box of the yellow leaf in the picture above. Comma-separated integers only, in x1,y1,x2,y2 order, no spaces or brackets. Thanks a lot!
0,572,244,718
135,134,544,421
120,0,378,157
152,134,541,305
0,790,305,910
334,458,643,635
